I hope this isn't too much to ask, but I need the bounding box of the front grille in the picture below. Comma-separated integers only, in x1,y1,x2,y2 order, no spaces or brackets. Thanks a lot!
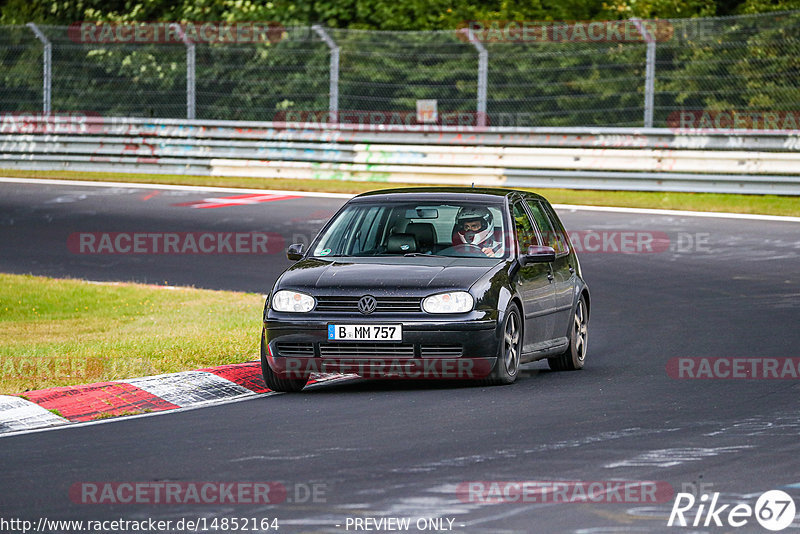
275,342,314,357
319,343,415,358
420,344,463,358
315,296,421,313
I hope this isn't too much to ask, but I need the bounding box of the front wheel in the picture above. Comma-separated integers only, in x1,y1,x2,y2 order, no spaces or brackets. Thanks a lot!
260,328,308,392
481,303,522,385
548,295,588,371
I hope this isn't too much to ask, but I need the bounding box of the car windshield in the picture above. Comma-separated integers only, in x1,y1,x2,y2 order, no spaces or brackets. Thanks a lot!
312,201,508,259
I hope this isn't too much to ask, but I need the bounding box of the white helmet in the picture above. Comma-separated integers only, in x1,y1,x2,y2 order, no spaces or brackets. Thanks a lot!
456,206,494,245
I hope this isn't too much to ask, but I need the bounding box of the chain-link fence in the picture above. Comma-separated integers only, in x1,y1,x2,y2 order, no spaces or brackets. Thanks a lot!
2,11,799,127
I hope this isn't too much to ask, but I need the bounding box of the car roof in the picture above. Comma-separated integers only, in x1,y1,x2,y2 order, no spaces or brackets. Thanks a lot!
351,187,547,203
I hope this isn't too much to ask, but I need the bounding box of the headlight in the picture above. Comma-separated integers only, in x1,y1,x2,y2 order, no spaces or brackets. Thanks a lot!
422,291,474,314
271,290,315,313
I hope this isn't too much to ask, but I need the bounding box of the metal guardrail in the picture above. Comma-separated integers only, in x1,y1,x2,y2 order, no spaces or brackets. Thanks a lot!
1,116,799,195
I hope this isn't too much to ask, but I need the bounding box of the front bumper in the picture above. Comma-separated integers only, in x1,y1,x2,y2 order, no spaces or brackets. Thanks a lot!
264,315,499,380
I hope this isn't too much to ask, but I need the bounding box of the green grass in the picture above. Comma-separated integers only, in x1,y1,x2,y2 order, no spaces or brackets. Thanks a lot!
2,168,798,216
542,189,800,217
92,409,151,420
0,273,263,395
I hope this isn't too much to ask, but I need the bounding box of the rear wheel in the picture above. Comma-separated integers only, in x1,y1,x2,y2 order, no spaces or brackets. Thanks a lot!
548,295,588,371
481,303,522,385
260,328,308,392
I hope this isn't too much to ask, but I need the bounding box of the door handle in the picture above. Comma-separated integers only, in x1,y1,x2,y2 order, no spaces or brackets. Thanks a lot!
547,272,554,281
569,265,575,274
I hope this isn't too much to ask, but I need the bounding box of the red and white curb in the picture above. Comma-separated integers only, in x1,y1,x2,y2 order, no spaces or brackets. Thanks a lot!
0,363,354,435
0,395,69,432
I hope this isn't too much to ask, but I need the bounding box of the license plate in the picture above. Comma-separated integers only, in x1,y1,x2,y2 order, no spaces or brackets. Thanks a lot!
328,324,402,342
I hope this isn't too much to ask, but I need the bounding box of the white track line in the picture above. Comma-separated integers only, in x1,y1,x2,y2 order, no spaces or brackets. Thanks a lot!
0,176,354,199
1,176,798,222
551,203,800,223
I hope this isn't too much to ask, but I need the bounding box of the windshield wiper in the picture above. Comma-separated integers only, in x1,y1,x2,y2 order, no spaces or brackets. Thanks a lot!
403,252,438,257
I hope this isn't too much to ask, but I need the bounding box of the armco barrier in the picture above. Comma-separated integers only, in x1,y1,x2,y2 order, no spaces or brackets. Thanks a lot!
1,116,799,195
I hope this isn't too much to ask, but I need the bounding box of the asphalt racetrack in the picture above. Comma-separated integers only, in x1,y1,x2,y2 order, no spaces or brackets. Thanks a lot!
1,179,799,533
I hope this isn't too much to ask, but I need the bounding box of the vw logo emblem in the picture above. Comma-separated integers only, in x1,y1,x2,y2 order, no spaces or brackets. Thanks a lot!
358,295,377,315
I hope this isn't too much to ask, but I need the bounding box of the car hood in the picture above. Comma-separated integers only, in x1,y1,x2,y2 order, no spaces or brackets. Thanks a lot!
276,257,503,293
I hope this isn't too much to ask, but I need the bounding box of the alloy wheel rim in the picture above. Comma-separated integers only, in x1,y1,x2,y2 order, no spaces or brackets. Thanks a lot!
504,312,520,376
574,300,588,362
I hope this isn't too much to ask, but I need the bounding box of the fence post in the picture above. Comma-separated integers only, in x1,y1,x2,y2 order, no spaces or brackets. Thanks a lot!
26,23,51,114
171,23,196,120
461,28,488,127
312,25,339,118
186,42,196,120
644,40,656,128
630,18,656,128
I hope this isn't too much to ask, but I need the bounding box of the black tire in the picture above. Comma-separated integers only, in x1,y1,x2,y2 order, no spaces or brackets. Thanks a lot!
260,328,308,392
481,303,522,386
548,294,588,371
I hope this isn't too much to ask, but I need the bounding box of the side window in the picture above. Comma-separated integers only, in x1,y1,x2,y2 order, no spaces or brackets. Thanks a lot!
527,200,569,254
542,202,571,255
512,202,537,252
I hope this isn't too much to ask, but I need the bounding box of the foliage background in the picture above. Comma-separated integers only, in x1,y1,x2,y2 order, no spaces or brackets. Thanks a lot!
1,1,799,127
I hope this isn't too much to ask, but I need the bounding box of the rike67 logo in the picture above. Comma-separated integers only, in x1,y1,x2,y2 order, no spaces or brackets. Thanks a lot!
668,490,796,531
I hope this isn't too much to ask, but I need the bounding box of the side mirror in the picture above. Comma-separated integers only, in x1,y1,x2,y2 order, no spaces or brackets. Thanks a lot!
287,243,304,261
521,245,555,265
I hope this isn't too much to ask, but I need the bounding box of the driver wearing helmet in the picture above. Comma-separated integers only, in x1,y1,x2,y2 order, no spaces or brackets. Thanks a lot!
455,206,503,257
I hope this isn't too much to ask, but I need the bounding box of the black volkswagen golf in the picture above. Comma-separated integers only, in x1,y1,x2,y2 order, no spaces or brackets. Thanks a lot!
261,187,590,391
